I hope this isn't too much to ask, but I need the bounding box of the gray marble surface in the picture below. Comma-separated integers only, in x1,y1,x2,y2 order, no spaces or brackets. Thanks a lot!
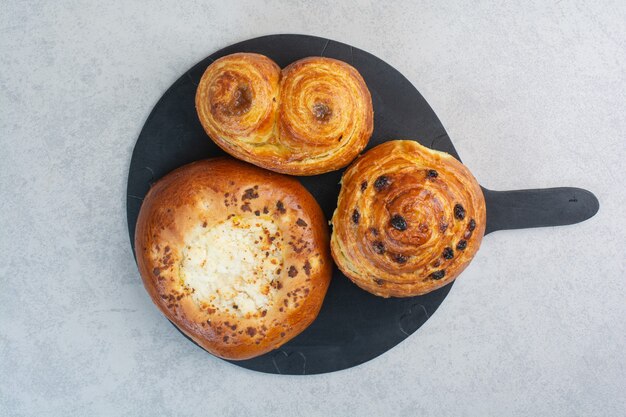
1,1,625,416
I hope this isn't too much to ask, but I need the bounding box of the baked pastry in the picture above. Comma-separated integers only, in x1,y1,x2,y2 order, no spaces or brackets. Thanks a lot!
330,140,486,297
135,158,332,360
195,53,373,175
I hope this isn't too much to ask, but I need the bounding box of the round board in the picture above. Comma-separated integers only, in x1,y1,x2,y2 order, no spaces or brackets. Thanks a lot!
127,34,598,374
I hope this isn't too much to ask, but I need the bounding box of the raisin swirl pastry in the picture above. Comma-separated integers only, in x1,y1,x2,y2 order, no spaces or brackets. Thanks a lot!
135,158,332,360
196,53,373,176
330,140,486,297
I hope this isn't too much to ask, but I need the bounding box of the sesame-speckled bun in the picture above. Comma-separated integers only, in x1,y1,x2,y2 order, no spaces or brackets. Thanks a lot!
135,158,332,360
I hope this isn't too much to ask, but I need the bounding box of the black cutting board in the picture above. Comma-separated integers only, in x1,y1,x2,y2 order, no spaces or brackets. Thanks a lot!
126,34,599,375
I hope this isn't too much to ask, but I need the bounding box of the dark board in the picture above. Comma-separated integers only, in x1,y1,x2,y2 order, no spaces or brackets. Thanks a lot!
127,35,599,375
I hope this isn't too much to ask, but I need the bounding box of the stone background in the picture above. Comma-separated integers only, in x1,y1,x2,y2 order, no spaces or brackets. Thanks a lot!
1,1,624,416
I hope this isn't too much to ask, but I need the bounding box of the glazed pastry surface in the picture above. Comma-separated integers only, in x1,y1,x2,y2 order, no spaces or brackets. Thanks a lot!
196,53,373,175
135,158,332,359
331,140,486,297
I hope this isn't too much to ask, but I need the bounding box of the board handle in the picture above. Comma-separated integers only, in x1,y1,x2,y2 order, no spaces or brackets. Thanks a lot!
482,187,599,234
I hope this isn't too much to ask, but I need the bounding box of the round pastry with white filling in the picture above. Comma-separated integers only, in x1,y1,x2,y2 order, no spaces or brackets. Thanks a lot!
135,158,331,360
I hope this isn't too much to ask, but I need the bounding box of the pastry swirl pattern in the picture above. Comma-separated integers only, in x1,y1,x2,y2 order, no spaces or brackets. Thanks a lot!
196,53,373,175
330,140,486,297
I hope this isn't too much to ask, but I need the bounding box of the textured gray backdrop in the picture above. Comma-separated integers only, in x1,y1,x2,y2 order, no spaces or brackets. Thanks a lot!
1,1,625,416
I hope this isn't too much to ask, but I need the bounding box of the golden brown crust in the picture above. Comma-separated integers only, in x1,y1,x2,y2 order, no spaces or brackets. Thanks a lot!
135,158,332,360
196,53,373,176
330,140,486,297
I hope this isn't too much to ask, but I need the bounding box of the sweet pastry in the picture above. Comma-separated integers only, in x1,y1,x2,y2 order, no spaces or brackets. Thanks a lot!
330,140,486,297
135,158,332,360
195,53,373,175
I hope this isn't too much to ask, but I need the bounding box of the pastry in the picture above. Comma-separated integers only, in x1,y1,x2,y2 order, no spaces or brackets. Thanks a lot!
195,53,373,175
330,140,486,297
135,158,332,360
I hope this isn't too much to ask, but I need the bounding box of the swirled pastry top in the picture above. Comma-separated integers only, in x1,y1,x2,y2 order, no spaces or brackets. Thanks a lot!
330,140,486,297
195,53,374,175
134,158,332,360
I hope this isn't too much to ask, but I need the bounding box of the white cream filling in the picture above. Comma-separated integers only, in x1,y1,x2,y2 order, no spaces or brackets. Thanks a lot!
180,216,283,315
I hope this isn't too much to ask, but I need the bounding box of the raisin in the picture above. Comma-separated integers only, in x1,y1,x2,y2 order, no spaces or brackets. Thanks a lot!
431,270,446,280
352,209,360,224
443,247,454,259
393,254,408,264
373,278,384,286
390,214,407,231
468,219,476,231
374,175,390,191
456,240,467,250
373,241,386,254
360,181,368,192
312,103,332,121
427,169,438,178
454,204,466,220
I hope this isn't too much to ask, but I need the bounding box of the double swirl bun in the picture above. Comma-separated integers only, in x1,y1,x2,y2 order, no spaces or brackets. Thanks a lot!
196,53,373,175
331,140,486,297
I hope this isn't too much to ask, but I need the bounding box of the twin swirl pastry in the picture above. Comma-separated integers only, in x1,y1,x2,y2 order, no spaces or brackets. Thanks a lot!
196,53,373,175
331,141,486,298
